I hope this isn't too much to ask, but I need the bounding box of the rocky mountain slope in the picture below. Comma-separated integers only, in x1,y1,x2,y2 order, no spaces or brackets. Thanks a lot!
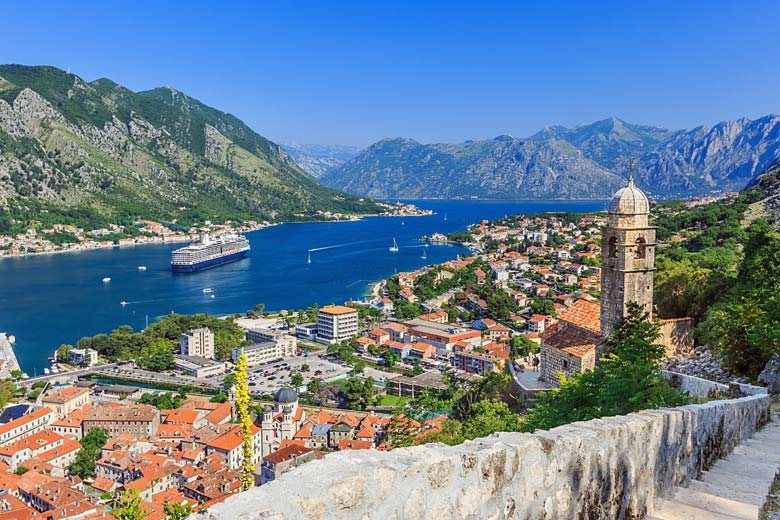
323,116,780,200
321,135,626,200
282,143,361,178
0,65,379,231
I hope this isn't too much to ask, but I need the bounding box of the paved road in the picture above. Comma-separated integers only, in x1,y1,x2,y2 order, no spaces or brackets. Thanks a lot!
18,363,122,386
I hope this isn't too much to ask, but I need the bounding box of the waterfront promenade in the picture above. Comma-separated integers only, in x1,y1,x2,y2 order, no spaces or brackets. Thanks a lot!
0,333,20,377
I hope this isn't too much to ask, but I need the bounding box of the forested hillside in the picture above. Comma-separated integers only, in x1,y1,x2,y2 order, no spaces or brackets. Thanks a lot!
0,65,380,234
653,176,780,378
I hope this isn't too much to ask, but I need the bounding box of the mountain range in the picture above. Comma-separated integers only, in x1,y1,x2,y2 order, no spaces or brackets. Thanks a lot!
0,65,379,232
282,143,361,178
320,116,780,200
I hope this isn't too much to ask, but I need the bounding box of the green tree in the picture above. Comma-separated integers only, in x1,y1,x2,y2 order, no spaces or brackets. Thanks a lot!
0,379,16,408
345,377,375,410
383,350,399,367
223,373,237,389
461,399,522,439
291,372,304,387
522,302,685,432
14,466,29,475
55,344,73,363
163,502,193,520
307,377,323,395
70,428,108,479
110,489,148,520
210,391,228,403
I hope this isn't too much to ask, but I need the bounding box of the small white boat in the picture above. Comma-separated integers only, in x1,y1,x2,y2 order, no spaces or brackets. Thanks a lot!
137,266,147,271
7,335,15,344
421,248,427,260
51,367,59,374
444,214,447,221
389,238,399,252
43,368,50,375
102,277,111,283
307,252,311,264
120,301,128,307
202,288,213,294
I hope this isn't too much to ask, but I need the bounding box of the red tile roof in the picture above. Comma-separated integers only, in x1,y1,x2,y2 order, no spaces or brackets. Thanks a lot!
557,298,601,334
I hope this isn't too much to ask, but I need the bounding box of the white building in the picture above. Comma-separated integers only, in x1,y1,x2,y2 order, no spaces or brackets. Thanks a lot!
68,348,98,366
295,323,317,340
174,355,226,378
233,341,287,366
244,329,297,358
180,328,215,359
316,306,358,344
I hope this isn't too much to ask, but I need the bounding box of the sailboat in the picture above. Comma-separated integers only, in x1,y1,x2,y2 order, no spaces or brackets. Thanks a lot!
389,238,399,252
307,251,311,264
444,214,448,221
421,247,427,260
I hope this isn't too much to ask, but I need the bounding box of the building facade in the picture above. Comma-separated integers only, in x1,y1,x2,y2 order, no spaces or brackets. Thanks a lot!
316,306,358,344
41,387,90,418
180,328,215,359
82,405,160,437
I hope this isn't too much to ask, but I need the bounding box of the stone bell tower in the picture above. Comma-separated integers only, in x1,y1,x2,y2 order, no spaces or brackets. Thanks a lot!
599,173,655,338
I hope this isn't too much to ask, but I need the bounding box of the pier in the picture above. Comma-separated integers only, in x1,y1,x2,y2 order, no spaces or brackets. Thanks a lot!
0,333,20,377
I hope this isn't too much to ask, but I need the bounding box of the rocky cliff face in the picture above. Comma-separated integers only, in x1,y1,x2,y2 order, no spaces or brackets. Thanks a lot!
282,143,362,178
321,136,626,199
635,115,780,196
0,65,378,226
323,116,780,200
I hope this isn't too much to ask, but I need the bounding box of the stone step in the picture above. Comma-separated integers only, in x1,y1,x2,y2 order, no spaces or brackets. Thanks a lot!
663,487,758,519
687,477,766,506
649,498,749,520
708,453,780,480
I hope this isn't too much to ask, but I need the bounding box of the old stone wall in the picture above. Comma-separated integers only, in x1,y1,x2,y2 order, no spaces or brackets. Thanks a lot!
662,369,768,399
199,394,771,520
658,318,695,358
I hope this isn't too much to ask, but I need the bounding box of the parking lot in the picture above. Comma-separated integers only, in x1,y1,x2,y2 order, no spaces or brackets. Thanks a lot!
247,352,352,395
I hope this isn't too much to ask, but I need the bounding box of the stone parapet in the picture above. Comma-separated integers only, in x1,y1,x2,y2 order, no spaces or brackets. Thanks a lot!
198,394,771,520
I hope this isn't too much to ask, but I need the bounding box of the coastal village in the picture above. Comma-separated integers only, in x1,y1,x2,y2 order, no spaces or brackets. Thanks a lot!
0,178,706,519
0,201,428,257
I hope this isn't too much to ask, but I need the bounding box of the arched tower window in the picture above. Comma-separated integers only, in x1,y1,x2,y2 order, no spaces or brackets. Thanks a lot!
608,237,618,258
635,237,646,259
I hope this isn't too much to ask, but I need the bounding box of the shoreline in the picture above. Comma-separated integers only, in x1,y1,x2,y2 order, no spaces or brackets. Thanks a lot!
0,210,432,261
0,333,20,376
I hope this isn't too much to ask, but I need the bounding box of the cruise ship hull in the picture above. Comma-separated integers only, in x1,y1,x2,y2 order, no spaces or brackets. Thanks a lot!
171,250,248,273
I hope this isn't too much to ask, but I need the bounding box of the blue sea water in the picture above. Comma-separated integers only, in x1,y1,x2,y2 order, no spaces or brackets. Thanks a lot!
0,200,607,373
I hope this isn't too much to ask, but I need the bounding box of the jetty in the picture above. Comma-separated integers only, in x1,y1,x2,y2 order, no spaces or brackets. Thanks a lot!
0,333,20,377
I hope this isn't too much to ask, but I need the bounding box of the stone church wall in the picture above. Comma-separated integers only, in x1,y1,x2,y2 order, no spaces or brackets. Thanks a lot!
658,317,694,357
199,394,771,520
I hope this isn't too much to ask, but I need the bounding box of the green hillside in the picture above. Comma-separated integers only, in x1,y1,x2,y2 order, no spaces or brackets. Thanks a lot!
0,65,380,233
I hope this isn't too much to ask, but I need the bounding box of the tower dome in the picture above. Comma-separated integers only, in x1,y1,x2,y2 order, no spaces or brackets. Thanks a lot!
273,386,298,404
608,176,649,216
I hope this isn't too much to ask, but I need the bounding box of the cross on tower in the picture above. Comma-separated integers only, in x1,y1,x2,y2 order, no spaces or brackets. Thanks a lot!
625,158,637,184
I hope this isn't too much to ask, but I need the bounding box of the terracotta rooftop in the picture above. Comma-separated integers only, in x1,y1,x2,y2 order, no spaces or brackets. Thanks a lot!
42,386,89,403
318,305,357,315
541,322,600,358
263,444,313,465
557,298,601,334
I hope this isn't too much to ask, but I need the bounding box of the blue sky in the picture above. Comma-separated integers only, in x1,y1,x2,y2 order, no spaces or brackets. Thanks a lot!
3,1,778,146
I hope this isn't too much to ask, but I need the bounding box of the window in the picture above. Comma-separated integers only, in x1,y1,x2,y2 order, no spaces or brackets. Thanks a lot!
608,236,618,258
635,237,647,259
